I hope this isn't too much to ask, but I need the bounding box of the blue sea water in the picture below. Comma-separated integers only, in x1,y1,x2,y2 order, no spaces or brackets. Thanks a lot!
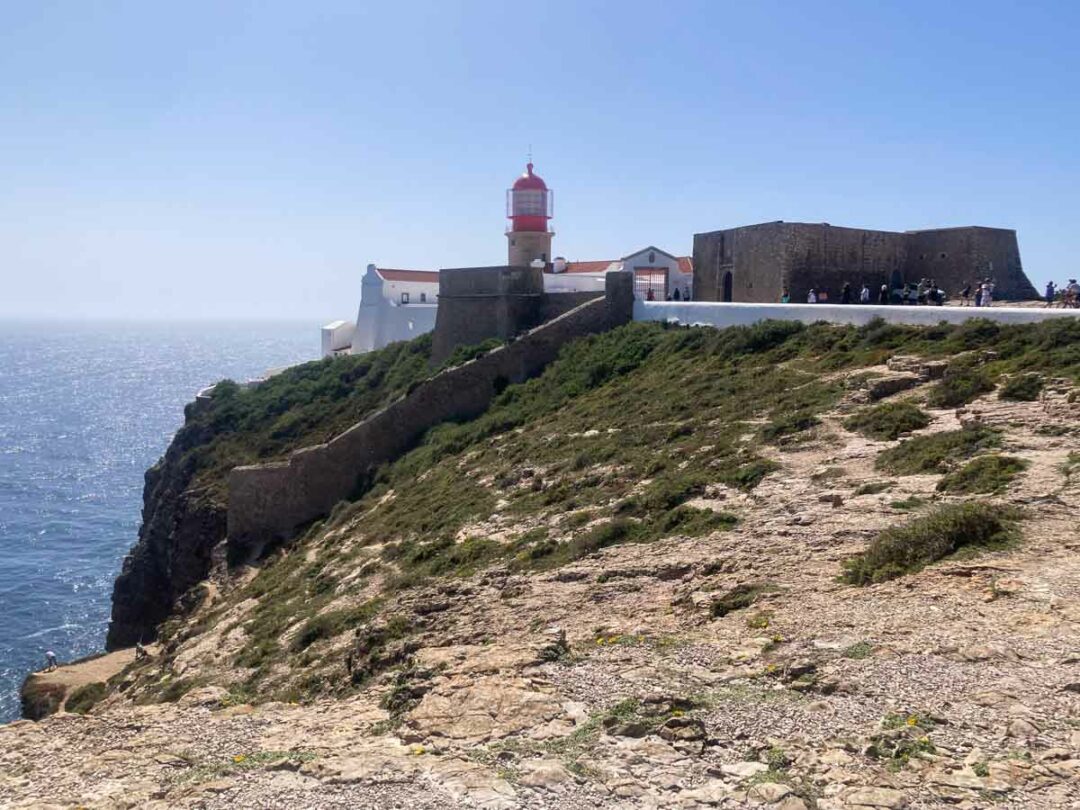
0,321,316,722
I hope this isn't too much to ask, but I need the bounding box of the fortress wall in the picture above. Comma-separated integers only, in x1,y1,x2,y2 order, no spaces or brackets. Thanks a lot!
538,291,604,322
634,300,1080,331
786,224,907,303
695,223,1038,305
905,228,1036,300
228,272,634,550
693,222,789,303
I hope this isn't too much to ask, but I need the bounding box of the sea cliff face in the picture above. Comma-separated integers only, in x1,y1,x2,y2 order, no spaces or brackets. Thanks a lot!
105,406,226,650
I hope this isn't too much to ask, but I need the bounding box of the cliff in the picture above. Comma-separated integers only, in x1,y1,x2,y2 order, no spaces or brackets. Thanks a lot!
106,335,437,649
9,317,1080,809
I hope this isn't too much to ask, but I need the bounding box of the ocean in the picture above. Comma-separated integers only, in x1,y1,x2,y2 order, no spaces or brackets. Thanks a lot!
0,321,316,722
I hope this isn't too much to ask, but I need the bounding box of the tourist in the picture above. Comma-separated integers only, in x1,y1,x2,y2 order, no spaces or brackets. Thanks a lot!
859,284,871,304
840,282,852,304
807,288,818,304
981,280,993,307
929,282,942,306
1066,279,1080,308
135,641,148,661
780,288,791,304
974,284,983,307
45,650,57,671
878,284,889,305
960,282,972,306
916,279,927,305
672,287,681,301
646,288,655,301
1045,281,1056,307
819,289,829,303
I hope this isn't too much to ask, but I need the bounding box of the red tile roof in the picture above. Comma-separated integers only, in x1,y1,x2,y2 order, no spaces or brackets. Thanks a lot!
561,257,693,275
377,268,439,282
562,260,617,274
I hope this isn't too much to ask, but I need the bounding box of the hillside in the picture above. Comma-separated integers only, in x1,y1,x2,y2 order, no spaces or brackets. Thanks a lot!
6,317,1080,809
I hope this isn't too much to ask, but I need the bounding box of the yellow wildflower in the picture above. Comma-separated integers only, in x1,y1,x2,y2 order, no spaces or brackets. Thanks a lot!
906,715,918,727
233,755,247,763
411,745,426,755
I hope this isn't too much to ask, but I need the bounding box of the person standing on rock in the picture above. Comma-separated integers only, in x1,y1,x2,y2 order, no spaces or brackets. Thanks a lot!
45,650,57,671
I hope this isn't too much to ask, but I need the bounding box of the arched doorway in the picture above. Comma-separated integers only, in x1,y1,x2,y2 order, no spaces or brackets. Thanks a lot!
722,271,733,302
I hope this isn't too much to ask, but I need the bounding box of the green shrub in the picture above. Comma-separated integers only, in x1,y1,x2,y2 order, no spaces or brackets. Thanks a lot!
710,582,778,617
927,366,995,408
845,402,931,441
760,410,820,444
875,425,1000,475
999,373,1043,402
292,601,380,651
841,502,1021,585
65,681,108,715
936,455,1028,494
854,481,894,496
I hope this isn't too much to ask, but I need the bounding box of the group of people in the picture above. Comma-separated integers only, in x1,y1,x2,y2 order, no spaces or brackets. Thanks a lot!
786,279,950,306
958,279,996,307
643,286,690,302
1045,279,1080,308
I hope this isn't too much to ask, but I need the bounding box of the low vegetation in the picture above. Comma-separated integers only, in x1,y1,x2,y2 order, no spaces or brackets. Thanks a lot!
844,401,931,441
135,316,1080,704
936,455,1028,494
927,365,995,408
65,681,108,715
841,502,1021,585
875,425,1001,475
710,582,779,618
999,373,1043,402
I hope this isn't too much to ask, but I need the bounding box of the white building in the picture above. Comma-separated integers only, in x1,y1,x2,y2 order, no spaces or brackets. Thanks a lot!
548,246,693,301
321,264,439,357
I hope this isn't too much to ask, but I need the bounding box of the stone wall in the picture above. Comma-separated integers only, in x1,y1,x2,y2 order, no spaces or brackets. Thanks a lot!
694,222,1037,304
227,272,635,551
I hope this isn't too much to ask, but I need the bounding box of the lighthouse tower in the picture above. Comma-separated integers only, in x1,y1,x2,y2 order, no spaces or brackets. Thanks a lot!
506,162,554,267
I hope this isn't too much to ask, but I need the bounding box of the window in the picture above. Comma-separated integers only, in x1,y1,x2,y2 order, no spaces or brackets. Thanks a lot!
648,251,655,263
401,292,410,304
420,292,427,303
939,252,948,259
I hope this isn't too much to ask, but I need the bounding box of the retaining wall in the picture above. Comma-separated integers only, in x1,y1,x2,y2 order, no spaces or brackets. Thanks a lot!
634,300,1080,329
228,272,635,549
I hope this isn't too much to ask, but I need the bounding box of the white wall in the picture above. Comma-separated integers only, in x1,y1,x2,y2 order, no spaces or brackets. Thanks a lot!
381,279,438,305
634,301,1080,329
320,320,355,357
544,273,606,293
351,299,438,353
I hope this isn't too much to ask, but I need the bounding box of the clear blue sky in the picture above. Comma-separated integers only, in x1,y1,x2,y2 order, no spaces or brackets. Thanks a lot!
2,1,1076,319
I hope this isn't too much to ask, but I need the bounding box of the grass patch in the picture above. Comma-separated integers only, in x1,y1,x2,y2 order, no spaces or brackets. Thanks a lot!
999,373,1043,402
842,641,874,660
889,496,927,511
845,402,931,441
854,481,894,496
927,365,995,408
841,502,1022,585
65,681,108,714
936,455,1028,494
711,582,779,618
291,601,381,651
875,425,1001,475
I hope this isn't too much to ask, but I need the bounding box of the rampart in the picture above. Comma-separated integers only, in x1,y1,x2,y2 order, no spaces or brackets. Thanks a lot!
693,222,1037,304
227,271,635,551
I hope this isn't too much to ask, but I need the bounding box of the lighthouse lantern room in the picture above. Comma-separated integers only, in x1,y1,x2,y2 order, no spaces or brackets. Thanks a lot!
506,162,554,267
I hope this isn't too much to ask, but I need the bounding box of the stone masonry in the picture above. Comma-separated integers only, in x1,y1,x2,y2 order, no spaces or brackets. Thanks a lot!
693,221,1037,304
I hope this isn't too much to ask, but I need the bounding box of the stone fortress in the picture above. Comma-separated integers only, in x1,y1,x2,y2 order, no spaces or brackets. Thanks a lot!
693,221,1037,304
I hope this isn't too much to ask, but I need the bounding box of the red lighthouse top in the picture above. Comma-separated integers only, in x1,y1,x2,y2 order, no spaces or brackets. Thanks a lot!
507,162,553,233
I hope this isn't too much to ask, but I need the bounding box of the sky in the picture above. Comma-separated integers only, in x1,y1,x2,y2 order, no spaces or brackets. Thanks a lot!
1,1,1077,320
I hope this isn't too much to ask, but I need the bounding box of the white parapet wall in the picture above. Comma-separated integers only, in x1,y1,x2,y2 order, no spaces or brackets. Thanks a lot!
634,301,1080,329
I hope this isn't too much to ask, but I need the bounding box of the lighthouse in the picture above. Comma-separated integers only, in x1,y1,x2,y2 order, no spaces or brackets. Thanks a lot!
506,162,554,267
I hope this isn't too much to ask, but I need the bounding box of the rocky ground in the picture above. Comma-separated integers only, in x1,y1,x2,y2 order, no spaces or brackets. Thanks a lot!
3,363,1080,809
